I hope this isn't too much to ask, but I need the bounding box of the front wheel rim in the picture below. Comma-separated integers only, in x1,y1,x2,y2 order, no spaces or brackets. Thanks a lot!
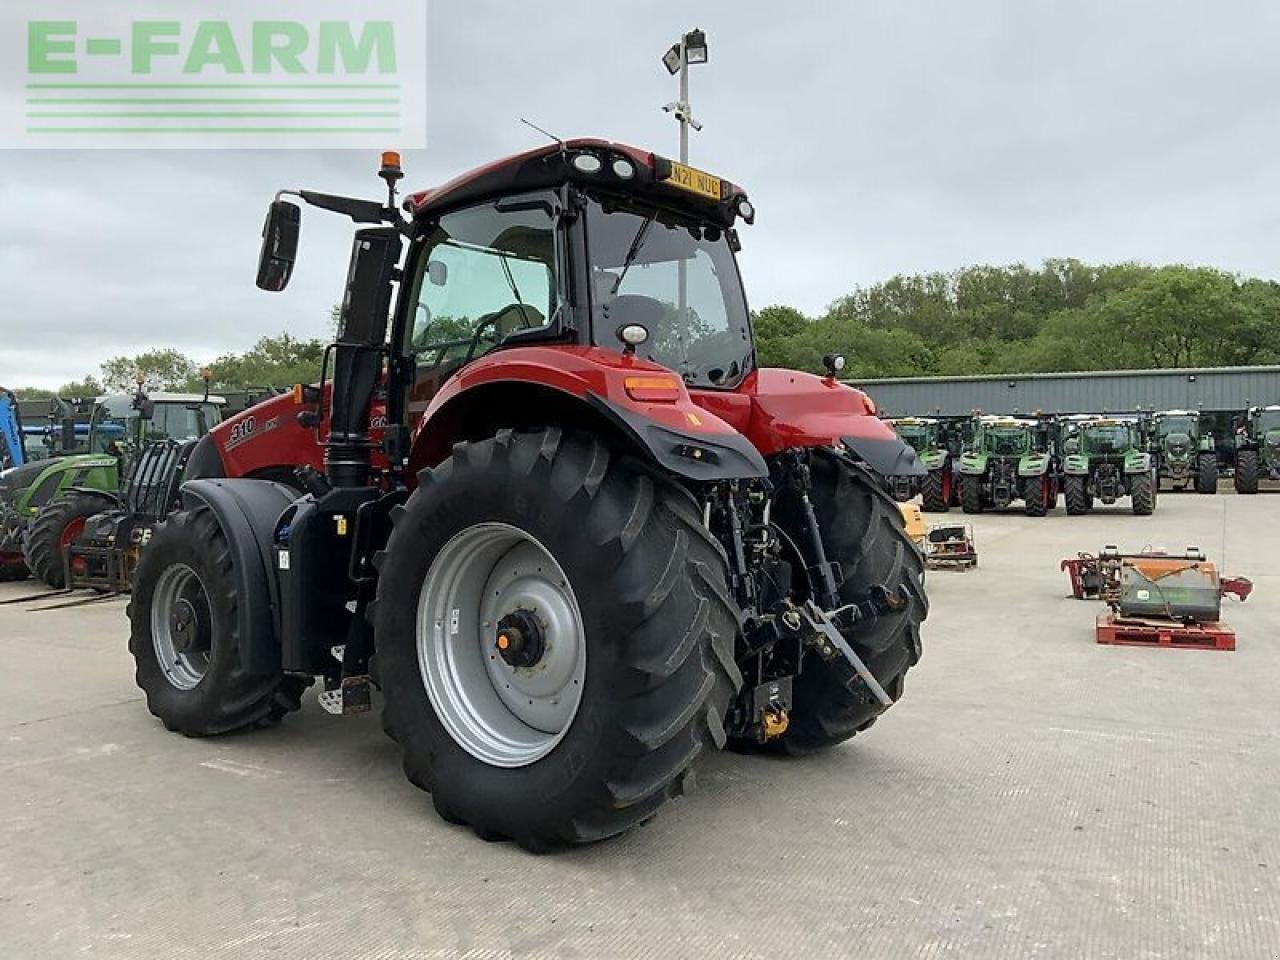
416,522,587,768
150,563,212,690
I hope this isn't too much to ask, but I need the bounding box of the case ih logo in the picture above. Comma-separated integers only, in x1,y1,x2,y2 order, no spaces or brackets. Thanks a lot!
0,0,426,148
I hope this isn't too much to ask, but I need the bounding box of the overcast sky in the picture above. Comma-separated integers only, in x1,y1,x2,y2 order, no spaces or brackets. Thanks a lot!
3,0,1279,388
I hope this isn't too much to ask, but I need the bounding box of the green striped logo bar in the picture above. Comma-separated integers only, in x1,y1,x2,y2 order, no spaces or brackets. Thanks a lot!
3,1,426,148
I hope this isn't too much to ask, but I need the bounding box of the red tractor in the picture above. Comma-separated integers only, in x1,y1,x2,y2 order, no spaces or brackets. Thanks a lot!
129,142,927,850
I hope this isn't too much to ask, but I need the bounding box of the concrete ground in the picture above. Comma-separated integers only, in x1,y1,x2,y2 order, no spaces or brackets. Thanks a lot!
1,491,1278,959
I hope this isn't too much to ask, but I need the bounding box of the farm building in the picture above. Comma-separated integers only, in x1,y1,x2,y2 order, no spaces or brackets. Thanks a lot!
852,365,1280,418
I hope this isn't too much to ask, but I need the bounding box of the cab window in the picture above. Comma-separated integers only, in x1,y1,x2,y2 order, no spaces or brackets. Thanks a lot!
407,199,558,370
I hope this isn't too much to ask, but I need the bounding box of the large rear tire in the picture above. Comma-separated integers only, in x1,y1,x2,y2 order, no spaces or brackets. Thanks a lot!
24,491,113,589
1234,450,1259,494
1196,453,1218,495
920,467,950,512
373,429,741,851
746,451,927,756
128,507,309,735
1130,471,1155,515
1064,475,1090,515
960,476,983,514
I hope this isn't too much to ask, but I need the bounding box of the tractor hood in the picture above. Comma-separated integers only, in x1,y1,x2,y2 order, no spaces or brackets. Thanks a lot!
690,369,924,476
0,460,48,502
1162,432,1192,458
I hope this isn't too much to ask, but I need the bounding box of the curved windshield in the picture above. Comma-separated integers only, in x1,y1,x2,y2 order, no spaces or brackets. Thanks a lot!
1157,416,1195,437
983,428,1030,456
1257,410,1280,433
896,426,931,451
1083,425,1132,453
585,197,752,389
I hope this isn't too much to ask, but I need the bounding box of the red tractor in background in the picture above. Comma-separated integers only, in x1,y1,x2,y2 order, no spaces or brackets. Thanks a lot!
130,142,927,850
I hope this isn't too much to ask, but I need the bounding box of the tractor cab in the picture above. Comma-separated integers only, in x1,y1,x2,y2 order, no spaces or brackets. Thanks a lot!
1078,418,1139,459
88,392,225,457
890,417,939,454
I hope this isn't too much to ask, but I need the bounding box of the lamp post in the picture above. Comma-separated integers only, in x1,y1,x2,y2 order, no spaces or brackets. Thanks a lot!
661,28,707,165
661,28,707,333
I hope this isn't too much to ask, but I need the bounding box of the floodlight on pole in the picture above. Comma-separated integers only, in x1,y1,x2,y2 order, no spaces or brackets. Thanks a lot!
659,28,708,334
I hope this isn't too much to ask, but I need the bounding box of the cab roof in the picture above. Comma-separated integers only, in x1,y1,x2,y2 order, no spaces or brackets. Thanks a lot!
403,138,749,226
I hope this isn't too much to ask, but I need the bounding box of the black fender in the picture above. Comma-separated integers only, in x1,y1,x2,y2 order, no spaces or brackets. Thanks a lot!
587,394,768,481
841,433,925,477
183,433,226,481
180,478,297,674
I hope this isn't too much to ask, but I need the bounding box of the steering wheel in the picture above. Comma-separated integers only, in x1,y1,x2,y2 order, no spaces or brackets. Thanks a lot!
465,303,540,362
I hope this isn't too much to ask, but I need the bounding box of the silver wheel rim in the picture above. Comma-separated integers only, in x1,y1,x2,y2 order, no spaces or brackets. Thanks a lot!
416,522,586,768
150,563,211,691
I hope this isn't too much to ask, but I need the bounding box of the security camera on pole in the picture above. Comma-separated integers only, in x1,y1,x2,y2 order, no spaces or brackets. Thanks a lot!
662,28,707,328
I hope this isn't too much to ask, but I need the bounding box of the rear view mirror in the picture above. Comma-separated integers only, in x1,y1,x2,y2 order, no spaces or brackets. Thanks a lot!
428,260,448,286
256,200,301,291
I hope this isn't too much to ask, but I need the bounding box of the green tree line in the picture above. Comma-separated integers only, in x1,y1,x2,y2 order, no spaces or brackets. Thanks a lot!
755,260,1280,377
14,261,1280,401
15,333,328,400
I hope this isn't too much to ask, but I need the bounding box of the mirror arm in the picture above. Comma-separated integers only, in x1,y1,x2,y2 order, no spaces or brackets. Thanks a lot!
277,189,404,227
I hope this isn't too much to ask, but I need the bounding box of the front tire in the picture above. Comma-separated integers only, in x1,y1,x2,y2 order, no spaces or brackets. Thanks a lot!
1023,475,1049,516
751,451,927,755
373,429,740,850
1234,450,1260,494
1130,471,1155,515
24,491,112,589
961,476,983,514
1196,453,1218,494
128,507,308,735
920,467,950,512
1064,475,1090,515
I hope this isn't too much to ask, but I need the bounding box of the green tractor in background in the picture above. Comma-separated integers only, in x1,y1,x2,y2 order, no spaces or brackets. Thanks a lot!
886,416,964,511
957,415,1059,516
1151,409,1217,494
0,390,223,585
1232,404,1280,494
1059,415,1156,515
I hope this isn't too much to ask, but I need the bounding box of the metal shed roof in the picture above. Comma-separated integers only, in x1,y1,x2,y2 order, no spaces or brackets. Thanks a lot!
851,365,1280,417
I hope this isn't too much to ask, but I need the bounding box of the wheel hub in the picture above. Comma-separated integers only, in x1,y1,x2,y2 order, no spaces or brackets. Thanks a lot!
169,598,199,653
495,610,545,668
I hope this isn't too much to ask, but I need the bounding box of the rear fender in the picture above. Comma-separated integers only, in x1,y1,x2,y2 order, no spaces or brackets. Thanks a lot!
412,346,767,481
958,453,987,476
179,478,298,675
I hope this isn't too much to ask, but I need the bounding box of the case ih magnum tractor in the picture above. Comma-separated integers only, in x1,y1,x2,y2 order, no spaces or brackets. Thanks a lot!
129,144,927,850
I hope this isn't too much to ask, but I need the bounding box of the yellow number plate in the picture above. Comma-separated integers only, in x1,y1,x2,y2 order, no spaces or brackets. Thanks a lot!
665,161,723,201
